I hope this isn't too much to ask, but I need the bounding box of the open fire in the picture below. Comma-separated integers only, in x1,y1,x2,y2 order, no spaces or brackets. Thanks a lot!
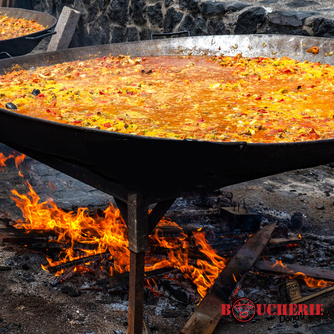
1,152,230,298
0,149,334,332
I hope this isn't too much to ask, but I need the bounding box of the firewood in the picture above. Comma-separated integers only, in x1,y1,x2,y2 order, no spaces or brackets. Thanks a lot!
290,285,334,304
51,266,76,286
254,260,334,281
268,236,302,246
181,223,276,334
47,251,111,273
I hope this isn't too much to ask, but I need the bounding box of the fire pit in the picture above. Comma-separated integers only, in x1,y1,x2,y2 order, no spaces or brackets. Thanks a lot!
1,34,334,333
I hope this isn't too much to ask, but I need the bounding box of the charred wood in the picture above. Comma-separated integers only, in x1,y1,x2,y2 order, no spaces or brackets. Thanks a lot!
47,251,111,273
50,266,76,286
181,222,276,334
255,259,334,281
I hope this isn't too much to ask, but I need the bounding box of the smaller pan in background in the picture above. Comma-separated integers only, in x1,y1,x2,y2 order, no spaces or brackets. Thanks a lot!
0,7,57,59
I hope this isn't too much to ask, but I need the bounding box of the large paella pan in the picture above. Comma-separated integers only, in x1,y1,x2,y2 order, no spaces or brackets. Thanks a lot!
0,35,333,201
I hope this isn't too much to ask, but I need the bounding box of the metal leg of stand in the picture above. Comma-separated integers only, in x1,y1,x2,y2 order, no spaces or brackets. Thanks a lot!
129,251,146,334
126,193,149,334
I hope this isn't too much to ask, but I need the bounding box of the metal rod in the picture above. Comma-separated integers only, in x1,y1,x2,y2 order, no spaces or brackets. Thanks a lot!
128,251,146,334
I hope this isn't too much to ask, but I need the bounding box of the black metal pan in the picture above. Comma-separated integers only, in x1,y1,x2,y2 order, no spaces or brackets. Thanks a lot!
0,35,333,202
0,7,56,58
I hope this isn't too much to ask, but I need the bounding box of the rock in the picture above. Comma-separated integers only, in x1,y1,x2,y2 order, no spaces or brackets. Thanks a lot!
139,27,151,40
283,253,295,262
130,0,146,25
287,0,320,8
112,26,126,43
160,279,190,304
235,6,266,34
61,283,81,297
224,2,250,12
268,11,317,27
161,308,180,318
195,15,208,34
127,27,138,42
106,0,129,26
86,3,99,23
22,272,35,282
165,0,173,8
164,7,184,33
87,14,111,46
201,2,226,16
290,212,303,230
313,17,334,37
208,18,228,35
236,289,245,298
179,0,199,13
179,14,200,36
272,222,289,238
147,3,163,28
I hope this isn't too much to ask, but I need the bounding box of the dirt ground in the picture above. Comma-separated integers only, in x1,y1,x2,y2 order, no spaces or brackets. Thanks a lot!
1,161,334,333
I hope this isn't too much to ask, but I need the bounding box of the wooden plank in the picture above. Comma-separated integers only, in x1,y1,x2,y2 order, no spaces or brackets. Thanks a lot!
181,222,276,334
291,285,334,304
254,260,334,281
269,236,301,245
47,6,80,52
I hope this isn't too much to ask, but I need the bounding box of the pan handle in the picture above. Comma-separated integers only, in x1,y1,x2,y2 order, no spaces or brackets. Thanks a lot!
151,31,190,40
0,51,12,58
25,30,56,40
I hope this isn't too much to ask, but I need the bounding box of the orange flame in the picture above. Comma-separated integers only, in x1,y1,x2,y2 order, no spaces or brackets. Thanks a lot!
267,259,334,289
12,180,130,276
14,154,25,169
147,228,228,297
0,152,14,167
5,153,228,297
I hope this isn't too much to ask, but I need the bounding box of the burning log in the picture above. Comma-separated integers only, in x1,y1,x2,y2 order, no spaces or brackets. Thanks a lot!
0,224,54,245
46,251,111,273
254,259,334,281
50,266,76,286
181,222,276,334
151,225,200,237
268,236,302,246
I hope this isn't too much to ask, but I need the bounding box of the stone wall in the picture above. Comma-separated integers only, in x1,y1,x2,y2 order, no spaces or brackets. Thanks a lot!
14,1,334,48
